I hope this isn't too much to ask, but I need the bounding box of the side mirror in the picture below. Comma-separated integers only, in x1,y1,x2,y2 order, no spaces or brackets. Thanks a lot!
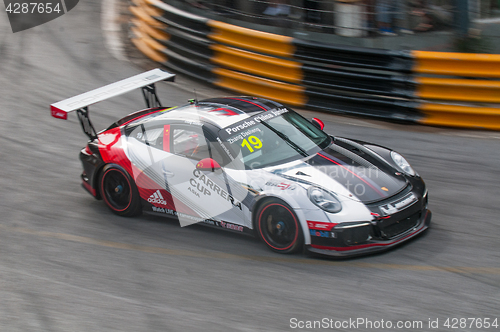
311,118,324,130
196,158,221,172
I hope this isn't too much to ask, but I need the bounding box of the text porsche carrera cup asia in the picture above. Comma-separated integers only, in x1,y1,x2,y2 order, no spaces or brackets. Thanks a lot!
50,69,431,257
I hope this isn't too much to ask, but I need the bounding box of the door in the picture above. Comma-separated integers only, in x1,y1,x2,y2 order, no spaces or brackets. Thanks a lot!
163,124,249,227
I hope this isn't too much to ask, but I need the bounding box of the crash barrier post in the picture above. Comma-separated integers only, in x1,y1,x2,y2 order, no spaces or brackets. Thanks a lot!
129,0,500,130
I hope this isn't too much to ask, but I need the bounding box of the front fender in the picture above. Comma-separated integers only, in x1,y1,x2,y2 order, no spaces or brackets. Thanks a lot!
253,188,330,246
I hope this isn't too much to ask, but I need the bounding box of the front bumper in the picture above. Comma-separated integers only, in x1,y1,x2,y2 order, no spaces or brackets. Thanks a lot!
306,209,431,257
306,181,431,258
306,175,431,258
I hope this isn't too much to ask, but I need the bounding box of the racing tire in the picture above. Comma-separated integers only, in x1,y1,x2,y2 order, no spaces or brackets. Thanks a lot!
99,165,142,217
256,198,304,254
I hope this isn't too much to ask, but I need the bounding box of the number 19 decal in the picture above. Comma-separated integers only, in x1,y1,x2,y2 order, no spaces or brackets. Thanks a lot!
241,136,262,153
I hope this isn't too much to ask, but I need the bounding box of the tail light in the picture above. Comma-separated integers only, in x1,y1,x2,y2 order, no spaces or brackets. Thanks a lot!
84,145,92,155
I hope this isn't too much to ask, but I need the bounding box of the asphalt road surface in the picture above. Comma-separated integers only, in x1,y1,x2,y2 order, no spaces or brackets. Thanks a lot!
1,2,499,331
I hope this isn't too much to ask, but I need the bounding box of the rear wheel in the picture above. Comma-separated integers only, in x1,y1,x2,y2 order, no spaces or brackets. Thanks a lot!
99,165,141,216
256,199,304,254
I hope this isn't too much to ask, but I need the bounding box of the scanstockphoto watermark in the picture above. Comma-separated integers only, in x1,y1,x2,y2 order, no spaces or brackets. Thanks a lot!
290,317,499,330
290,317,427,330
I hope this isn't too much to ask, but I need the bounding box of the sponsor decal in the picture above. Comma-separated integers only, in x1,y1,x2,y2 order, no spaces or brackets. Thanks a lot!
220,221,244,232
203,219,244,232
253,107,288,122
152,206,176,215
191,169,242,210
224,120,256,136
51,108,67,119
307,221,337,231
309,229,336,238
189,177,211,197
148,190,167,206
188,178,203,198
222,108,289,136
227,127,263,144
217,137,234,160
379,193,417,216
151,207,203,222
188,185,201,198
265,181,296,190
183,120,203,126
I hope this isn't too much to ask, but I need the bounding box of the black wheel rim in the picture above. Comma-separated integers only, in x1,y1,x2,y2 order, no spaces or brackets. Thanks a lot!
103,170,131,211
259,204,298,250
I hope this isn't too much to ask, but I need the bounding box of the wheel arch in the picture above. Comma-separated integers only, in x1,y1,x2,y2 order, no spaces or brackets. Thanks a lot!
98,163,142,216
92,163,109,200
93,163,129,200
251,194,310,247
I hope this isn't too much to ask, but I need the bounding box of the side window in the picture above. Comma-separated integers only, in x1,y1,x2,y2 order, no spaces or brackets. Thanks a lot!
173,127,207,159
172,127,224,162
128,124,170,152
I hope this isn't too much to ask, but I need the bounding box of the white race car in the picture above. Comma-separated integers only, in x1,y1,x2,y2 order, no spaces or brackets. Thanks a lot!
51,69,431,257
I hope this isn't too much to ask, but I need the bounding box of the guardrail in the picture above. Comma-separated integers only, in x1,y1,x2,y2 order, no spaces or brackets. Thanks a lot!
129,0,500,130
412,51,500,130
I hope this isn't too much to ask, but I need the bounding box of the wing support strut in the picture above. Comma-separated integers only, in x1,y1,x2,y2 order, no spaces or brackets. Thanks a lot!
76,107,98,140
142,84,162,108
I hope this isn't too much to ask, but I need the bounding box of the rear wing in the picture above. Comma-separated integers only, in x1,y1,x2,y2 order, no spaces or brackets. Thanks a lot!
50,69,175,139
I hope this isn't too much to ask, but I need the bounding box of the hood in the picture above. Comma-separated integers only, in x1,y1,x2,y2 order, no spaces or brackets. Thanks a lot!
270,144,407,203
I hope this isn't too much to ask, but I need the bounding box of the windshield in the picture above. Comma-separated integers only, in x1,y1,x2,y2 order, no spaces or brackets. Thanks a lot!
219,108,331,169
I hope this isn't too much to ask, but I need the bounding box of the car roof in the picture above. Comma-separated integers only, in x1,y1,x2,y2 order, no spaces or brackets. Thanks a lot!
145,97,285,129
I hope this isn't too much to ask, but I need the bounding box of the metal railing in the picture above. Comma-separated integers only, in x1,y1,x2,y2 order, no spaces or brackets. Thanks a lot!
169,0,493,37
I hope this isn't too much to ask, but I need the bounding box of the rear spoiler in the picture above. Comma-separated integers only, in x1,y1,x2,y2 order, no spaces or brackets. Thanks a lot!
50,69,175,139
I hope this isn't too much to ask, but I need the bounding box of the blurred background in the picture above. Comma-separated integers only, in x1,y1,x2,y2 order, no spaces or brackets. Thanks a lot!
169,0,500,52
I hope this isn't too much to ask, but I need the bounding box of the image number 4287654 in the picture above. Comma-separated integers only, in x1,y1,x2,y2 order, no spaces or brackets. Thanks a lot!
3,0,80,33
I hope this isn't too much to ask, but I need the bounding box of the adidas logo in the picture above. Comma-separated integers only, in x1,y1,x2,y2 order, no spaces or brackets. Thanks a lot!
147,190,167,206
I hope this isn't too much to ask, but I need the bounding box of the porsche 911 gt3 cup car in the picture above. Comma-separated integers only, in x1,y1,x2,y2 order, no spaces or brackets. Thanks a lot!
50,69,431,257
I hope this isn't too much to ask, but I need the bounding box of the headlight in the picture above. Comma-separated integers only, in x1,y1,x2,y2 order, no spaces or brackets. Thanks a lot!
390,151,416,176
308,187,342,213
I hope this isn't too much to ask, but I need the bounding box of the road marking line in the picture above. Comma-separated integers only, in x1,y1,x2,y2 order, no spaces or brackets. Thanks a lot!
2,224,500,275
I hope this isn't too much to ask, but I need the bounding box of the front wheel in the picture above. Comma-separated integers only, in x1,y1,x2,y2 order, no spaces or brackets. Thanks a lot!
256,199,304,254
99,165,141,217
